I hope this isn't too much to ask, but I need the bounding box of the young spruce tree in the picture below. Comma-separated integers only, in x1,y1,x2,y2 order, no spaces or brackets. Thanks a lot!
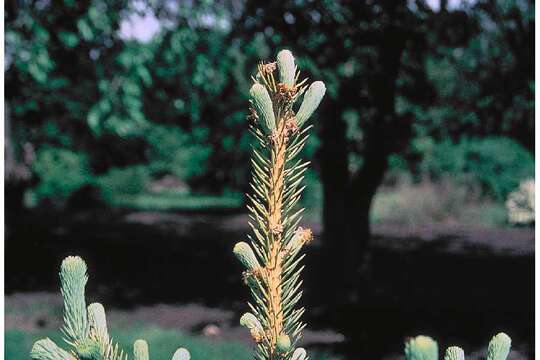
233,49,325,360
30,49,513,360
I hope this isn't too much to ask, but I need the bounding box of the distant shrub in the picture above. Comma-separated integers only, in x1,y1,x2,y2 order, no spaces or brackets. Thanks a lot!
421,137,534,200
146,125,211,183
96,165,151,200
372,177,467,225
30,147,93,205
372,175,508,227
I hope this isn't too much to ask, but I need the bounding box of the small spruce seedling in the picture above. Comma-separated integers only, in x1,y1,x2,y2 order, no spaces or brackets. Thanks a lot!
30,256,190,360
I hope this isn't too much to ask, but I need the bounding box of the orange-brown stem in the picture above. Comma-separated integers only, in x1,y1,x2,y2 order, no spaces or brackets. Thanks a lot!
266,119,287,355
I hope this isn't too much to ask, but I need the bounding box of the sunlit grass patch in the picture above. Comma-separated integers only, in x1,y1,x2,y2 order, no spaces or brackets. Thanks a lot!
109,191,244,212
6,327,251,360
6,327,335,360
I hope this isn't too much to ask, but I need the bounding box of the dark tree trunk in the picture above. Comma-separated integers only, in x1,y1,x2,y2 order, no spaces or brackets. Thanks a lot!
346,139,390,260
319,14,411,301
318,96,352,301
346,22,409,263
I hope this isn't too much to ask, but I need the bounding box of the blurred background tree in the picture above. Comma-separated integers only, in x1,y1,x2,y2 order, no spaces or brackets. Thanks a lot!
5,0,534,295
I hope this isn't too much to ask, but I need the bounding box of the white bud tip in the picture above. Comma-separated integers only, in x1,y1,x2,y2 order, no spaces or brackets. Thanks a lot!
239,312,262,331
291,348,308,360
277,49,296,87
61,256,87,274
172,348,191,360
487,333,511,360
405,335,438,360
444,346,465,360
134,339,149,360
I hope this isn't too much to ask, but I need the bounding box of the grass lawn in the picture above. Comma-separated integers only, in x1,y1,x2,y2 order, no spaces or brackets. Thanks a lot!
6,327,335,360
109,191,244,212
6,327,252,360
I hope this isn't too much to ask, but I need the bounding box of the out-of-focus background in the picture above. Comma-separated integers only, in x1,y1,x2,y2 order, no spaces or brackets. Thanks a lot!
4,0,534,359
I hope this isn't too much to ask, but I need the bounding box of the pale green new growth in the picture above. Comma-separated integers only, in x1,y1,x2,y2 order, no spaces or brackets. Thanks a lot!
172,348,191,360
88,302,110,354
295,81,325,127
444,346,465,360
405,333,512,360
31,338,76,360
291,348,307,360
60,256,90,345
487,332,511,360
276,334,291,354
31,256,191,360
240,312,264,333
250,83,276,133
134,340,149,360
277,50,296,87
405,335,438,360
233,241,261,270
284,227,312,255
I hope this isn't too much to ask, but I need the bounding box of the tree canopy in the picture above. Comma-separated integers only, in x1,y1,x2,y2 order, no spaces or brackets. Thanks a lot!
5,0,534,292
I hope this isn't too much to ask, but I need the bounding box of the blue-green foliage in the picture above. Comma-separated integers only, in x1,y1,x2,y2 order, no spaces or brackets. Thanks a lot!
420,137,534,200
87,45,154,138
29,123,214,205
146,125,211,182
6,1,533,211
96,165,151,200
30,147,93,204
6,1,261,207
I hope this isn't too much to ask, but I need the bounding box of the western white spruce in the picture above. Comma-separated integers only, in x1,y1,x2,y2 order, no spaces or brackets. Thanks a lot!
234,49,324,360
30,256,190,360
30,48,514,360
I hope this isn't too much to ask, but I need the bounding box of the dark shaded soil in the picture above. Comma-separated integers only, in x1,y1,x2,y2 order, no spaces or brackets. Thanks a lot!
5,209,534,359
5,292,345,350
